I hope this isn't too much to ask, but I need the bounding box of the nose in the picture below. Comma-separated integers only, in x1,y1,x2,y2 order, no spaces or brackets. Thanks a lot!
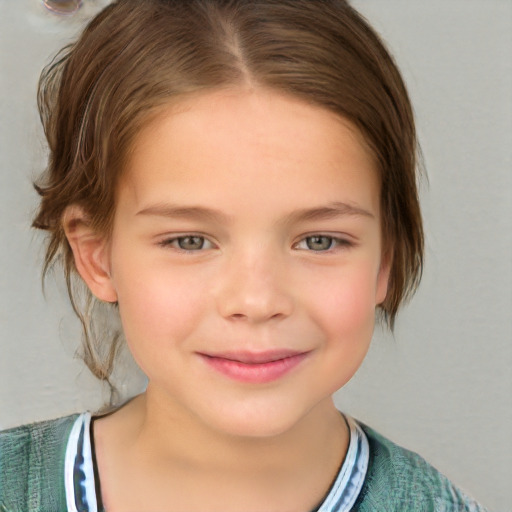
215,248,294,323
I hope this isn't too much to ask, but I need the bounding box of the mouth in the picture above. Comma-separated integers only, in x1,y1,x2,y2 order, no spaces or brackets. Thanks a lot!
197,350,311,384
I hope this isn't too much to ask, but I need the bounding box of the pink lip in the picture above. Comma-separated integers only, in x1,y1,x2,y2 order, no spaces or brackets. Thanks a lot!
198,350,310,383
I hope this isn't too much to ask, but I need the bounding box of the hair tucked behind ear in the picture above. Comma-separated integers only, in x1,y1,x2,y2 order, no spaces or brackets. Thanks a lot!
34,0,423,384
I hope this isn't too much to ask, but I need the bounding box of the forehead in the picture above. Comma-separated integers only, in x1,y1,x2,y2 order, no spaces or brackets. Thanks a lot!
119,88,380,219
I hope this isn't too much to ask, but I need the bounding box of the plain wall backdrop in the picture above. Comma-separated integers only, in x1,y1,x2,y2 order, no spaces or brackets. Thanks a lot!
1,1,510,510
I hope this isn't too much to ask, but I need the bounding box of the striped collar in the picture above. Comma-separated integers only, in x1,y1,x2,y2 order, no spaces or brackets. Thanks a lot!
64,412,369,512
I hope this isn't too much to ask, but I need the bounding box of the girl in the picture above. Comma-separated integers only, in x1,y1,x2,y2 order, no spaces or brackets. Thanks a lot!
0,1,490,510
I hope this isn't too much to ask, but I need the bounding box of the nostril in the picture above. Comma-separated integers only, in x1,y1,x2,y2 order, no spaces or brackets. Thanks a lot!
217,264,294,322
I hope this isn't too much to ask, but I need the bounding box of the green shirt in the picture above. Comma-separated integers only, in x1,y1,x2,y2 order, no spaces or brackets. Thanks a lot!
0,414,489,511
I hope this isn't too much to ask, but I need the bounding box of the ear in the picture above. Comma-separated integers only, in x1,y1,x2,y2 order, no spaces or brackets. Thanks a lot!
62,205,118,303
375,250,392,305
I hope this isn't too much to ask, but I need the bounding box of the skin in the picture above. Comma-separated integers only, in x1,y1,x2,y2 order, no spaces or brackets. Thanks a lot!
65,88,390,511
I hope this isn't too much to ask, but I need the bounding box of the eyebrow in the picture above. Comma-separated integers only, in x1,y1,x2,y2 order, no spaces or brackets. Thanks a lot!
135,201,374,223
284,202,375,224
136,204,230,223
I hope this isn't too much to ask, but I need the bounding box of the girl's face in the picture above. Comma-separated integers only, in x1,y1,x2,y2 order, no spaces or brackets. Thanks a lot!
100,89,389,437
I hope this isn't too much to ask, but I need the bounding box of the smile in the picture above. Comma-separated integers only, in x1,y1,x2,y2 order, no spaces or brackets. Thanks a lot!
198,350,311,384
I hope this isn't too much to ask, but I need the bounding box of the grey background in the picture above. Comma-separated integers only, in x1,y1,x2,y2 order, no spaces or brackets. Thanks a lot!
1,1,510,510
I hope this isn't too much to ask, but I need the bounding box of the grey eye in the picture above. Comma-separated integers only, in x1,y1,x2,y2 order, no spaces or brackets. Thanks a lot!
305,236,333,251
177,236,206,251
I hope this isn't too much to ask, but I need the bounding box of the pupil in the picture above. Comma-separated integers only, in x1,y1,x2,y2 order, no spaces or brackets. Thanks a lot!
307,236,331,251
180,236,203,250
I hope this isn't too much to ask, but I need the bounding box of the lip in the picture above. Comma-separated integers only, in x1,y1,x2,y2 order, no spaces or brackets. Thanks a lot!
198,350,311,384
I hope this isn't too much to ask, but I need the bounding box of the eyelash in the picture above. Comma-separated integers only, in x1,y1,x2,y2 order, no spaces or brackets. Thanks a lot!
158,235,214,252
293,235,354,252
157,234,353,253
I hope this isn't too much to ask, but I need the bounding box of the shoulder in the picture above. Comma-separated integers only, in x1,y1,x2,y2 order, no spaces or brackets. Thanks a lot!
0,414,81,511
353,423,489,512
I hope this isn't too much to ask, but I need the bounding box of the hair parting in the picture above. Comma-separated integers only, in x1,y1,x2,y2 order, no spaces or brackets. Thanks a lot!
33,0,424,382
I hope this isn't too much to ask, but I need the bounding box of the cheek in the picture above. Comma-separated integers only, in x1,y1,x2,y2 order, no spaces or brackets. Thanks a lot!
313,265,380,335
309,268,378,391
114,265,208,358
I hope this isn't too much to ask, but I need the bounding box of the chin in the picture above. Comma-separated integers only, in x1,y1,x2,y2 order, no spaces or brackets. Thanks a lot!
200,397,322,440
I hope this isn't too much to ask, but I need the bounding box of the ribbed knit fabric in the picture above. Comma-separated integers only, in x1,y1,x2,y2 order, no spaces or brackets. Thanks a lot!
0,414,78,511
352,425,488,512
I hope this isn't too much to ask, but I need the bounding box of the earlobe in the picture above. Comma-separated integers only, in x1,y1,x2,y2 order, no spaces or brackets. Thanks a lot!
62,206,118,303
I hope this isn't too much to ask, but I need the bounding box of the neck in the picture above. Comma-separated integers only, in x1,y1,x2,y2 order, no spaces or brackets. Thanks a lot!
94,389,349,511
140,387,346,472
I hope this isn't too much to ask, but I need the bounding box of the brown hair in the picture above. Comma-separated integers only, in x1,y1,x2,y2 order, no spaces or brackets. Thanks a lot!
34,0,424,384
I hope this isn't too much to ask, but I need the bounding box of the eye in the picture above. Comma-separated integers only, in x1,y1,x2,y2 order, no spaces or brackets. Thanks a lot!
159,235,213,251
305,235,335,251
294,235,351,252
